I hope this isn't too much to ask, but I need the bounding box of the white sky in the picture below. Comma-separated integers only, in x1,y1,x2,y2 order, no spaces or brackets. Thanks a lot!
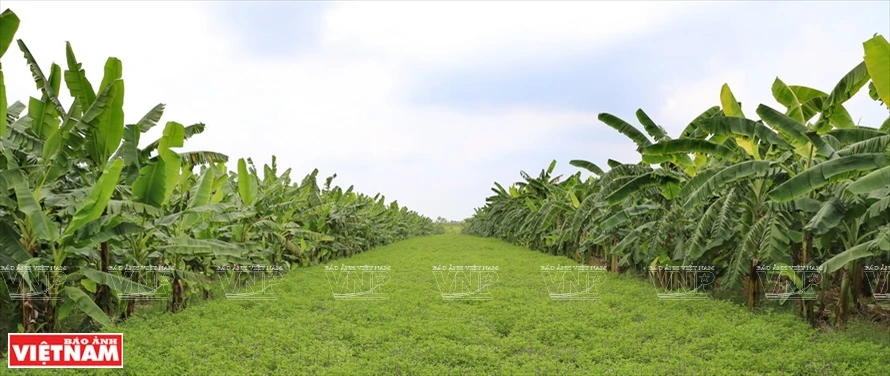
3,1,889,220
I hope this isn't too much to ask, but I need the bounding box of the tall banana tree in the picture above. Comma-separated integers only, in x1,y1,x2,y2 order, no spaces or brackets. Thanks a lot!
2,8,441,336
466,33,890,327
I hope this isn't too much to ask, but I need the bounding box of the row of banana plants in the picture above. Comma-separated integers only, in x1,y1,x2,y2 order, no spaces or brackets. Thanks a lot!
0,8,440,335
465,33,890,327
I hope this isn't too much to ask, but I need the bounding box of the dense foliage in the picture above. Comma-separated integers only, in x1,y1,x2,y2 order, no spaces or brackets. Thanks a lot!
0,8,439,335
465,33,890,327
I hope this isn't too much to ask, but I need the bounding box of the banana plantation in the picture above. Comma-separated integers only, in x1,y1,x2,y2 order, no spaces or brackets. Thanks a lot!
465,34,890,327
2,5,890,372
0,8,440,336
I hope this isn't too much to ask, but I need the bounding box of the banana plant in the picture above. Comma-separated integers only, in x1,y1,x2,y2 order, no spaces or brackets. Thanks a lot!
0,30,154,329
466,33,890,328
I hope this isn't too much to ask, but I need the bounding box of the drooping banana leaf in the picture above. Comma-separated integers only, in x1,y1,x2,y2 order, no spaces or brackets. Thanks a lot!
814,62,870,132
605,173,679,205
65,159,124,236
847,166,890,194
17,40,66,117
684,161,772,209
635,109,668,142
601,205,660,230
770,153,887,202
771,78,805,123
79,267,154,295
697,116,789,149
828,128,887,144
61,286,113,327
13,181,59,242
569,159,604,176
803,198,846,236
598,113,651,149
819,241,875,274
641,139,738,161
681,106,721,138
838,135,890,156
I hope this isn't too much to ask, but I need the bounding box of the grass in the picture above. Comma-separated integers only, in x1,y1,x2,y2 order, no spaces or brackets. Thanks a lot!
441,223,464,234
6,235,890,375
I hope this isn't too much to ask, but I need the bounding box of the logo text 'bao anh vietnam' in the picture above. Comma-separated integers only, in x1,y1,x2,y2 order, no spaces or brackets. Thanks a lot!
432,265,499,301
648,266,716,300
325,265,391,300
7,333,123,368
541,265,606,300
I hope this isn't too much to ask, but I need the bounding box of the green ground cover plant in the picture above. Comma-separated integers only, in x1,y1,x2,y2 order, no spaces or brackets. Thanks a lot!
442,223,464,234
6,235,889,375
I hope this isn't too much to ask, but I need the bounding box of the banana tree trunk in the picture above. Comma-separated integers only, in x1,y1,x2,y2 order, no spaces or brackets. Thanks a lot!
21,236,37,331
851,262,861,308
818,266,828,318
122,267,135,319
125,299,136,318
171,276,184,313
95,241,113,315
46,272,60,330
20,280,32,332
802,236,814,326
836,267,851,327
747,259,759,310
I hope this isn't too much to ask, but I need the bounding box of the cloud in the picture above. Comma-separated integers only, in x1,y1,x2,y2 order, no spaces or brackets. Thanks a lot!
654,5,890,131
658,69,750,132
3,1,888,221
4,1,687,220
319,1,699,67
3,2,234,150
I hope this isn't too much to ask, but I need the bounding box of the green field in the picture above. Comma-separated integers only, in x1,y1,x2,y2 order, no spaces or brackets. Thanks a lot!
441,223,464,234
10,234,887,375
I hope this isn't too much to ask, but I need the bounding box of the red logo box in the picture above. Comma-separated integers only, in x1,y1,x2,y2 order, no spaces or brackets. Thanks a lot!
7,333,123,368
